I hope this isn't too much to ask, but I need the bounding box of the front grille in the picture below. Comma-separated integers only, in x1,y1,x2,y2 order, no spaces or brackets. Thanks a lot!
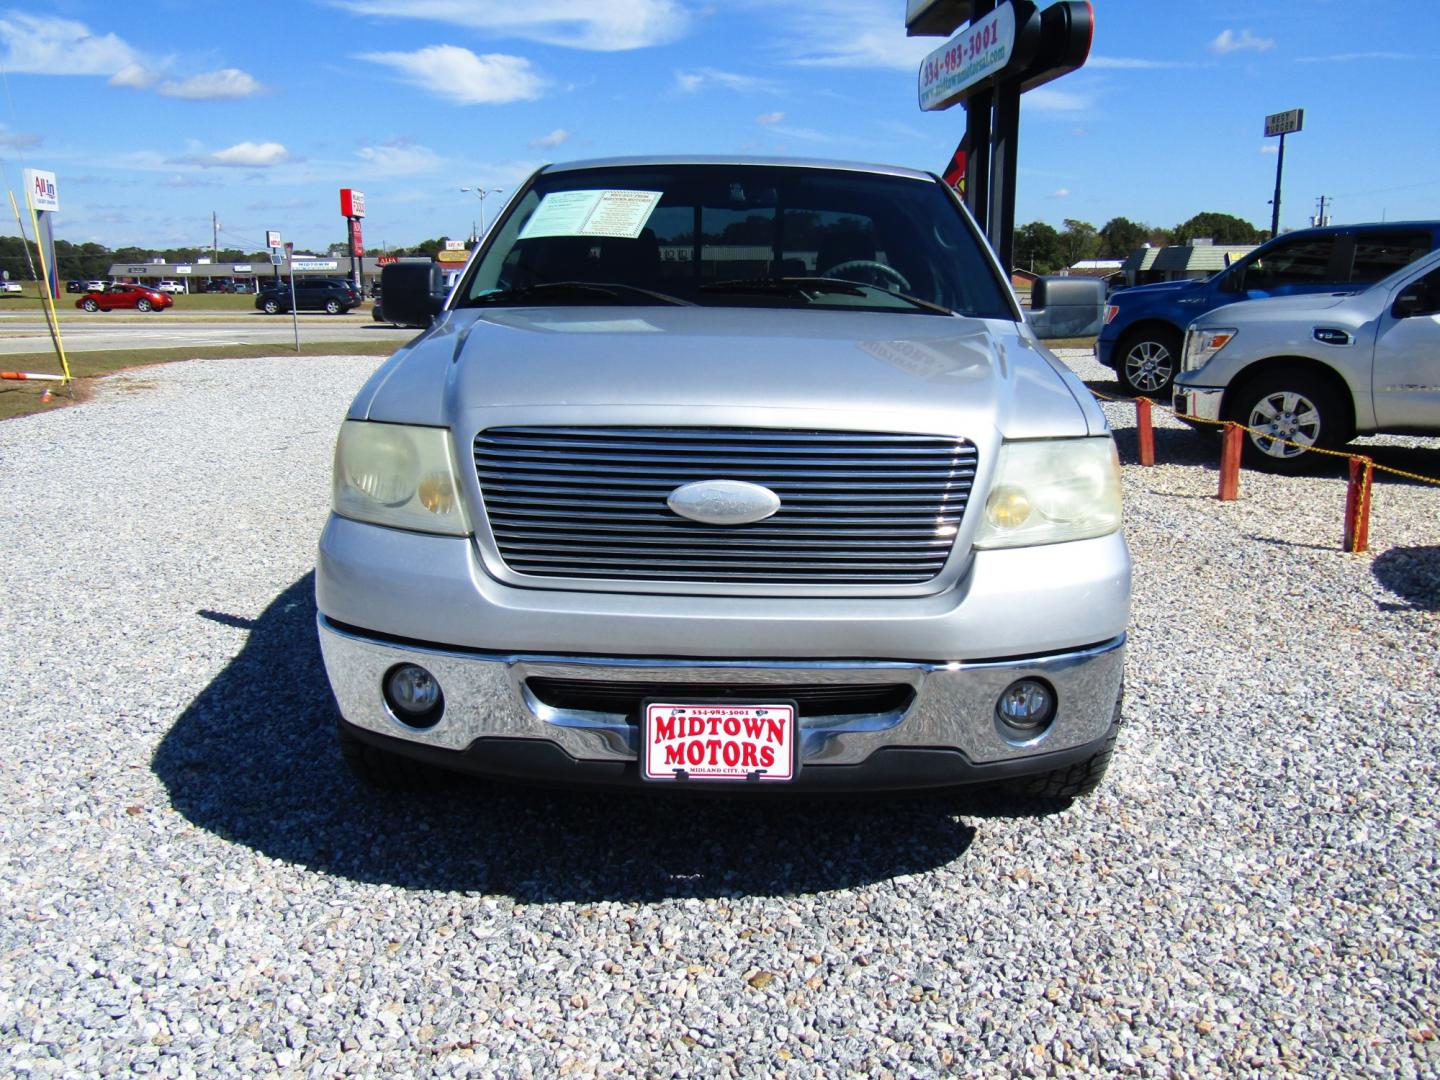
472,427,977,585
526,677,915,722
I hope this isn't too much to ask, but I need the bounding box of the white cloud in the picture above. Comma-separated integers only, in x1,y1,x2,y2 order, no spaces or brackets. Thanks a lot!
755,111,784,125
775,2,933,69
360,45,546,104
1260,144,1279,155
356,140,443,174
196,142,291,168
1024,86,1092,113
674,67,776,93
110,63,160,89
1211,29,1275,55
0,13,143,76
1295,51,1416,63
529,128,571,149
331,0,687,51
766,125,833,143
0,126,41,149
1051,188,1072,199
1088,55,1198,70
159,68,265,100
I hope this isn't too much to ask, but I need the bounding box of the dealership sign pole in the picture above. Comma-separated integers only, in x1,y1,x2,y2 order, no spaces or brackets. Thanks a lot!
340,189,366,296
909,0,1093,271
1264,108,1303,237
22,169,60,299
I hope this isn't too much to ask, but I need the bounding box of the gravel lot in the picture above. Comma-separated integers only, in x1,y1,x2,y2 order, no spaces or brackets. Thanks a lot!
2,350,1438,1077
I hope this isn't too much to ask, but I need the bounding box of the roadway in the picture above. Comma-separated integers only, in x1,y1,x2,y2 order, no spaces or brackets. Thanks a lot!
0,314,417,355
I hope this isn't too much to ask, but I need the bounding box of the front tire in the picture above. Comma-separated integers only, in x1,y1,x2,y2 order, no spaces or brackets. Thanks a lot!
1225,368,1349,473
1117,326,1182,397
324,299,341,314
1002,690,1122,808
337,724,445,792
136,298,152,312
262,298,280,314
82,298,99,312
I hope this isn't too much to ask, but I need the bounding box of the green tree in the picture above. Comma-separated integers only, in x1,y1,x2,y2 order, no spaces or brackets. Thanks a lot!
1058,218,1100,267
1172,212,1267,245
1013,221,1061,273
1097,217,1150,260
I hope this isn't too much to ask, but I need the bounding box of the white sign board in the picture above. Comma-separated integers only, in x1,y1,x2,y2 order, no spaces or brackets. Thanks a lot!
443,239,466,251
292,260,339,272
175,265,193,275
23,169,59,212
918,3,1016,112
232,264,253,272
1264,109,1304,137
266,230,281,248
519,190,663,240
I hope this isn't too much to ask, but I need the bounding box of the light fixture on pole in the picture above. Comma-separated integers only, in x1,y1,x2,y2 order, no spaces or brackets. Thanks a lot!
459,187,503,241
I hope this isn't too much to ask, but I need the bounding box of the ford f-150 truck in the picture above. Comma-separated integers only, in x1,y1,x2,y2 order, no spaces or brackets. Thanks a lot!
1098,222,1440,397
316,156,1131,799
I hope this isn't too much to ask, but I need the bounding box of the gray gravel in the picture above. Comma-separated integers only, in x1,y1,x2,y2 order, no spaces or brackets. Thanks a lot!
2,351,1438,1077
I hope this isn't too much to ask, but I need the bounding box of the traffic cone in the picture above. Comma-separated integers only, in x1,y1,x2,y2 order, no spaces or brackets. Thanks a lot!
40,387,51,403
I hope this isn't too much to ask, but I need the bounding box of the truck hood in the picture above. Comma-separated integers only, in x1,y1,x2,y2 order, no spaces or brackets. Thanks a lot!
352,306,1097,440
1203,291,1356,326
1110,278,1207,301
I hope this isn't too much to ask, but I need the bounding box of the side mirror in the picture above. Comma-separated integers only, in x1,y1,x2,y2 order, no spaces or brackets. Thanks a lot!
1391,287,1436,319
1218,268,1243,294
380,262,446,327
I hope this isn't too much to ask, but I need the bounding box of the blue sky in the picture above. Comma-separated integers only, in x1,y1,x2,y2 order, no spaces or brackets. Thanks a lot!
0,1,1436,253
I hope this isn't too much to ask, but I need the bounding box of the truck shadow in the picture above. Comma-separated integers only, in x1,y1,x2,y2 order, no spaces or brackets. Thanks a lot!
1372,545,1440,612
154,575,997,902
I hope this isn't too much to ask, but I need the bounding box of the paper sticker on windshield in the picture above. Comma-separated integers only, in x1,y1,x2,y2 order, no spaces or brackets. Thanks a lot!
518,190,662,240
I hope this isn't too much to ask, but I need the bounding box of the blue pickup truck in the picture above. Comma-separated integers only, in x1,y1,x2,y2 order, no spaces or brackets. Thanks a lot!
1097,222,1440,396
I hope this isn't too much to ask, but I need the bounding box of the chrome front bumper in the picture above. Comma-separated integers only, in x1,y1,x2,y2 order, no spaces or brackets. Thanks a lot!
1173,384,1224,423
318,615,1125,770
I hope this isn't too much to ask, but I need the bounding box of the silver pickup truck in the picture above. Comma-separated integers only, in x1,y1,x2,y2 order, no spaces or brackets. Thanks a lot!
316,156,1130,798
1175,248,1440,470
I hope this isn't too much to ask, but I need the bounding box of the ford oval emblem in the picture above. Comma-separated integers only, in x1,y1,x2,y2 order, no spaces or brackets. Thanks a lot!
667,480,781,525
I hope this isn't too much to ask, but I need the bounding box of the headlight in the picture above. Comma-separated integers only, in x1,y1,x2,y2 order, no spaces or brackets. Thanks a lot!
1103,304,1119,325
1183,327,1236,371
332,421,469,535
973,438,1122,549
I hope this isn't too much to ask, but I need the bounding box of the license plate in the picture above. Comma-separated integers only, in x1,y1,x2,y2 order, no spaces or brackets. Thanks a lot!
642,701,797,783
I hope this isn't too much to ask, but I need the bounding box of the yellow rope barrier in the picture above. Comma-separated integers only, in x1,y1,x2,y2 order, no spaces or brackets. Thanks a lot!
1095,389,1440,488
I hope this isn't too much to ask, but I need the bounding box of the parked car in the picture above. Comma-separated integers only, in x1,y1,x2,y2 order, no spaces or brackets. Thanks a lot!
317,156,1131,798
156,280,186,294
255,277,361,314
1099,222,1440,397
75,282,172,313
66,279,85,293
0,279,22,294
84,279,108,292
1175,248,1440,472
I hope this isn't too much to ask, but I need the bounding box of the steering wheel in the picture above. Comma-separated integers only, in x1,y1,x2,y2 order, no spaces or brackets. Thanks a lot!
823,259,912,293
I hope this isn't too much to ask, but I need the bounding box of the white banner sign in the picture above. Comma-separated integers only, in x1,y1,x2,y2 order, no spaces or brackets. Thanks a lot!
918,3,1016,112
292,260,339,272
1264,108,1304,137
23,168,59,212
175,265,193,275
232,264,253,272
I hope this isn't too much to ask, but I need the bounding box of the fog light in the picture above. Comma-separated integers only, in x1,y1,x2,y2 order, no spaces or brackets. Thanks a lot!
996,678,1056,736
383,664,444,728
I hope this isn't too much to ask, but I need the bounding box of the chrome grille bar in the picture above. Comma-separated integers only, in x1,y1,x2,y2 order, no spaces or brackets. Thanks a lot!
473,427,976,585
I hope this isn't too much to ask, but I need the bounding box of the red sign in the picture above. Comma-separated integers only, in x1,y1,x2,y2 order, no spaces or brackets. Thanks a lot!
377,255,398,266
349,218,364,258
339,188,366,218
643,703,796,782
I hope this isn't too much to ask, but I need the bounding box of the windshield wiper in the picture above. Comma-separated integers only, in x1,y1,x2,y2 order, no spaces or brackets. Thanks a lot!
469,281,693,307
698,276,955,315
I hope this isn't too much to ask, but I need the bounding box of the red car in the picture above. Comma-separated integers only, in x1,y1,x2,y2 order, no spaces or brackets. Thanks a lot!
75,283,172,313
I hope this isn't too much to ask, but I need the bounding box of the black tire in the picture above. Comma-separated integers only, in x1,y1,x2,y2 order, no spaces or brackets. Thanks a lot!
324,299,341,314
136,298,152,312
82,297,98,312
337,723,446,792
1003,690,1122,808
262,298,280,314
1116,326,1182,397
1224,367,1350,474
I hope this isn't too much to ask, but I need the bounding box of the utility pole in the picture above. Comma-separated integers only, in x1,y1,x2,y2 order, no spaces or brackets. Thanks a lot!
1313,195,1330,228
212,211,219,263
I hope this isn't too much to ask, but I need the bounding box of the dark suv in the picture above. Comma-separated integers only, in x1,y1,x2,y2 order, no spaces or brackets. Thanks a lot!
1097,222,1440,395
255,277,361,315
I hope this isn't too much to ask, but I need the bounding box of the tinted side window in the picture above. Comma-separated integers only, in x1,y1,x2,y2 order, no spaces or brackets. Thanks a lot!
1247,238,1336,288
1350,232,1432,284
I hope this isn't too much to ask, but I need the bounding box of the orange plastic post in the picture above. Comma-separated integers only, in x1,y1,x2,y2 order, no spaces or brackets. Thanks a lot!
1136,397,1155,466
1344,456,1372,553
1217,423,1242,501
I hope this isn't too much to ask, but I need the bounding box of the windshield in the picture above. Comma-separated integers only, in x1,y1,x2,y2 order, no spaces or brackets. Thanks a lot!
456,163,1014,318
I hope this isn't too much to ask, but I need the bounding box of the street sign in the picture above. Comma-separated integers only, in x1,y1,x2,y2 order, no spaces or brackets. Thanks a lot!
23,169,59,212
1265,109,1304,137
919,3,1019,111
266,230,281,248
340,188,366,218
